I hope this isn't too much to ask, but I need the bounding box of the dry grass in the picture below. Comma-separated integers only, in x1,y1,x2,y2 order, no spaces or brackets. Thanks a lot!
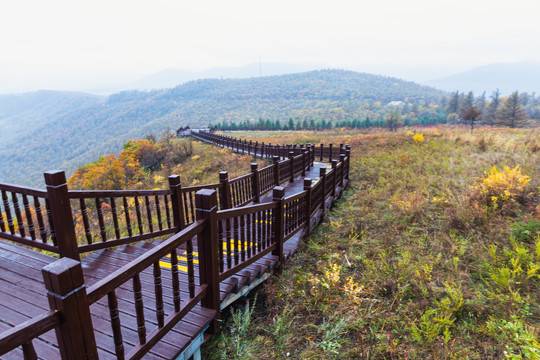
203,126,540,359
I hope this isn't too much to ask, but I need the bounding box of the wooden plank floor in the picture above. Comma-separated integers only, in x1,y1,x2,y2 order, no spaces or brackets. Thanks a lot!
0,161,345,359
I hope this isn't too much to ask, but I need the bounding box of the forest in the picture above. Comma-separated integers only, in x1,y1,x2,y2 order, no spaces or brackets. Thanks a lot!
0,69,538,188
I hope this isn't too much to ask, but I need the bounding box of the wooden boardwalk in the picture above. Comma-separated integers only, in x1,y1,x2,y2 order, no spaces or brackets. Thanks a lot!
0,132,349,359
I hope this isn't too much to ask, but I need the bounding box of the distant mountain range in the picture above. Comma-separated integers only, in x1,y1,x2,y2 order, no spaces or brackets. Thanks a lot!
131,63,322,90
425,62,540,95
0,69,444,186
0,90,104,144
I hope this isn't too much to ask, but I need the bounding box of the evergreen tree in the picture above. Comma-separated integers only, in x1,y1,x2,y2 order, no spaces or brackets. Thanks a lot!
462,91,474,110
288,117,294,130
476,92,486,123
447,91,460,116
497,91,529,128
485,89,500,126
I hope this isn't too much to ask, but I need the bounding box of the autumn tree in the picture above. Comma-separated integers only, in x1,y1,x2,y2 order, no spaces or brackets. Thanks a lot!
461,105,482,132
497,91,529,128
385,110,401,131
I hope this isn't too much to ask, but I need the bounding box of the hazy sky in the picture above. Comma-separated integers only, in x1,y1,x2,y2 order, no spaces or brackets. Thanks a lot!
1,0,538,93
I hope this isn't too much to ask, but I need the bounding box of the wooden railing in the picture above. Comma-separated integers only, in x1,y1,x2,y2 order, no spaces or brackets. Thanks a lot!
85,219,210,360
0,182,56,253
191,130,348,162
0,131,351,359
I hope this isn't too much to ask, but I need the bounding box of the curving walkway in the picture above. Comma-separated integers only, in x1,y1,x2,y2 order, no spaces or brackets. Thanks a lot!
0,132,350,360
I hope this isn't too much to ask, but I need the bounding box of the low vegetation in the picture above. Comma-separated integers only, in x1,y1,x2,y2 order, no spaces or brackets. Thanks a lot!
203,127,539,359
68,134,262,190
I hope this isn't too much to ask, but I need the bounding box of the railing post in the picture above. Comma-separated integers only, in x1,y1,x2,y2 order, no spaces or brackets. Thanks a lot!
331,160,337,199
251,163,260,203
195,189,221,333
320,167,327,214
304,178,312,234
272,187,285,268
219,171,232,209
301,147,307,176
273,156,280,186
340,154,346,189
345,148,351,180
340,143,344,156
289,151,295,183
168,175,185,230
329,143,333,163
44,171,79,260
42,258,98,360
255,141,258,157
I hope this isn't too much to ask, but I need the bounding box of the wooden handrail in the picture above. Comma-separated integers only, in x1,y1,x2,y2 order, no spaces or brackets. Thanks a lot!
0,311,61,357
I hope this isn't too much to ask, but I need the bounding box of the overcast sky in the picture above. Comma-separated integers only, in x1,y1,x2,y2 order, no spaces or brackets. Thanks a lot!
1,0,538,93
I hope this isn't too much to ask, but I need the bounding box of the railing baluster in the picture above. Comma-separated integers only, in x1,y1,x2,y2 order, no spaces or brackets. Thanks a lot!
133,274,146,345
95,198,107,242
145,196,154,233
111,197,121,239
240,214,246,262
0,197,5,232
233,216,239,265
80,198,92,244
21,341,37,360
2,190,15,234
187,238,195,298
153,262,164,328
22,194,35,240
108,291,125,359
135,196,144,234
226,218,232,270
247,213,252,258
182,192,190,224
33,196,47,242
12,192,25,237
164,194,172,229
170,248,181,311
123,197,133,237
189,192,196,224
155,195,163,231
218,220,224,273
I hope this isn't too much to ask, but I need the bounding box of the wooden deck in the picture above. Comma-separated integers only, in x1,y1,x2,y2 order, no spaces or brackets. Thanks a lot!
0,160,346,359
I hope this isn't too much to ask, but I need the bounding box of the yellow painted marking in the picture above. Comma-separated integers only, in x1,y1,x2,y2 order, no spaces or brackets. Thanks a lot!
160,250,198,272
222,238,255,250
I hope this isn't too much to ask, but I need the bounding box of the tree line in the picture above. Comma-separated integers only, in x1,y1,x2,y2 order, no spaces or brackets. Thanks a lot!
444,90,537,131
212,89,537,132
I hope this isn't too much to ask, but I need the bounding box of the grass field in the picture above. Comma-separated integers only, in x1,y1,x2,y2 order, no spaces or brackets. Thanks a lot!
202,127,540,359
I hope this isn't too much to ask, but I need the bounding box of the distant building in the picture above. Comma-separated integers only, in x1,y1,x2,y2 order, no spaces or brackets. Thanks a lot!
176,126,191,137
388,101,405,107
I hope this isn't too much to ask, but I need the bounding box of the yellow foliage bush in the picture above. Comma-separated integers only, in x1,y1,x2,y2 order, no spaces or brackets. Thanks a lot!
471,165,530,207
413,133,424,142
